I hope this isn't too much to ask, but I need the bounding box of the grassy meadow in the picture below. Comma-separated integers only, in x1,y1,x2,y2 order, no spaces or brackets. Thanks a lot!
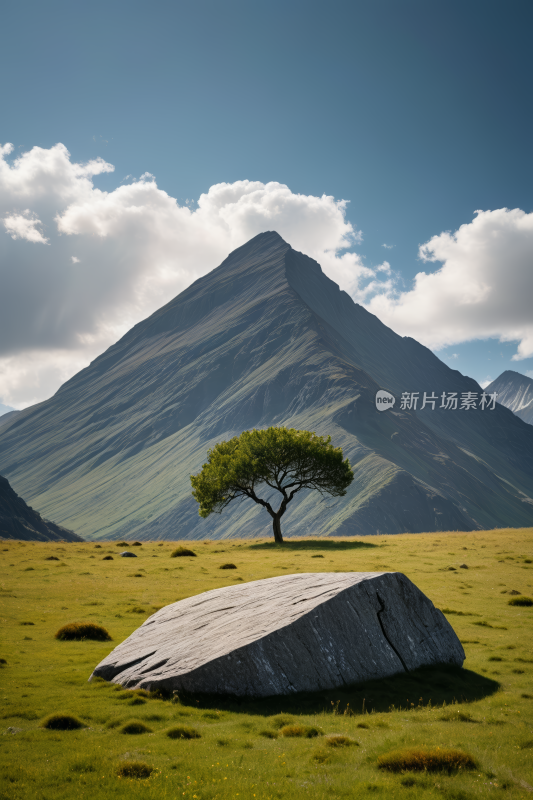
1,528,533,800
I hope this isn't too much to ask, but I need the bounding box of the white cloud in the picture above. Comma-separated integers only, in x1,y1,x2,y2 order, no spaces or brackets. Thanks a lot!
3,211,49,244
365,208,533,361
0,142,389,408
382,243,394,249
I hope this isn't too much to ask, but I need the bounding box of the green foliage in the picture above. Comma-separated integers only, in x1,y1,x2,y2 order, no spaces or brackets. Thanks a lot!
378,747,477,773
508,596,533,606
170,547,196,557
165,725,201,739
116,761,153,778
191,426,353,542
55,622,111,641
41,713,84,730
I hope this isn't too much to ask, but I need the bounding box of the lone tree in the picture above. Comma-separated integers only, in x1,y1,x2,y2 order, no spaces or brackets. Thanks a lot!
190,427,354,544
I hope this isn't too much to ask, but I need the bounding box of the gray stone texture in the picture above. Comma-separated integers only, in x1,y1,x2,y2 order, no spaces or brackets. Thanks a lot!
91,572,464,696
120,551,137,557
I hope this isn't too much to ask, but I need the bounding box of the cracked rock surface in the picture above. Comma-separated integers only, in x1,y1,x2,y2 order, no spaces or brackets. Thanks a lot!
90,572,464,696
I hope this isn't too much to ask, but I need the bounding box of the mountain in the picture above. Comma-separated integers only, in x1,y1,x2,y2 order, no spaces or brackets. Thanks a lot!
0,410,21,429
486,371,533,426
0,474,83,542
0,231,532,541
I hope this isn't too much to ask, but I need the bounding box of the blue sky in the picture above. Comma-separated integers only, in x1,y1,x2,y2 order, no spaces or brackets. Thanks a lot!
1,0,532,407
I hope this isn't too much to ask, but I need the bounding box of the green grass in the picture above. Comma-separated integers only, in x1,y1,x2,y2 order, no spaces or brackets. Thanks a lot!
1,528,532,799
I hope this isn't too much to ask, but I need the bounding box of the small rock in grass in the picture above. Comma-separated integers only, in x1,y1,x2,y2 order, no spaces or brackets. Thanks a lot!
459,564,468,569
120,552,137,558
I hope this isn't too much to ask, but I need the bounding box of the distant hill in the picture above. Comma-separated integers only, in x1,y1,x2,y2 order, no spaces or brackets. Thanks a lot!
0,232,532,541
0,474,83,542
486,371,533,426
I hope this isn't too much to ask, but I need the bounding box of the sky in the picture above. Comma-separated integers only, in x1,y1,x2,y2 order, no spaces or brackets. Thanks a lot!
1,0,532,409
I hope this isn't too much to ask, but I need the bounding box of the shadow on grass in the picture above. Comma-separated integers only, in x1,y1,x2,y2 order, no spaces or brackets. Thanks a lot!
172,665,500,717
248,539,378,551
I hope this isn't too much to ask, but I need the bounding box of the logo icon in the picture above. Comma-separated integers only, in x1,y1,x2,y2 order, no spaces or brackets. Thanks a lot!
375,389,395,411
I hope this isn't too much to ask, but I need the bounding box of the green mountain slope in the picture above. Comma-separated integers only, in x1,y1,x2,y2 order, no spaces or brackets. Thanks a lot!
1,232,532,540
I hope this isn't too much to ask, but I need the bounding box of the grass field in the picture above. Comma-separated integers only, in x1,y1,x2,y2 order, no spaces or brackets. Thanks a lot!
1,529,533,800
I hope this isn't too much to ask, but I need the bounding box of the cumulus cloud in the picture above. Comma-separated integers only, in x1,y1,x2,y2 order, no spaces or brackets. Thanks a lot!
365,208,533,361
3,211,49,244
0,142,386,407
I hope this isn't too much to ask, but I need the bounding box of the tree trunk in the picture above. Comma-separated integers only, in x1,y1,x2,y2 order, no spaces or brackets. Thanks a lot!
272,515,284,544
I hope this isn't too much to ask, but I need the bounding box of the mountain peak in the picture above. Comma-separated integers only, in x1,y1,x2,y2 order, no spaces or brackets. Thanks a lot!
1,233,532,540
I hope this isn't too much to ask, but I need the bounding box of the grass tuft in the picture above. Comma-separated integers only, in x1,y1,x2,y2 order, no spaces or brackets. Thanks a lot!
103,555,113,560
508,596,533,607
440,710,480,723
41,713,84,730
166,725,201,739
378,747,477,773
116,761,153,779
219,563,237,569
259,729,279,739
269,714,296,729
325,734,357,747
115,541,129,547
280,724,321,738
55,622,111,641
119,720,152,734
171,547,196,558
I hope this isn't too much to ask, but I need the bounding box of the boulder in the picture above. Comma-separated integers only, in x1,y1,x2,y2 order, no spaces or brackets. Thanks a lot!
120,551,137,557
90,572,464,697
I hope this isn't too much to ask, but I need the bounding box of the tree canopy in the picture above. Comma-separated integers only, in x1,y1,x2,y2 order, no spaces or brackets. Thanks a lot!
190,426,354,543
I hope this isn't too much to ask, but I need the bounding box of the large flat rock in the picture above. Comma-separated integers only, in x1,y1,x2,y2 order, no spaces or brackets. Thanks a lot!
90,572,464,696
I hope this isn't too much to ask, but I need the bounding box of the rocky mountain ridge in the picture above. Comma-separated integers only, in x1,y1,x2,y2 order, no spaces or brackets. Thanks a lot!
486,370,533,426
